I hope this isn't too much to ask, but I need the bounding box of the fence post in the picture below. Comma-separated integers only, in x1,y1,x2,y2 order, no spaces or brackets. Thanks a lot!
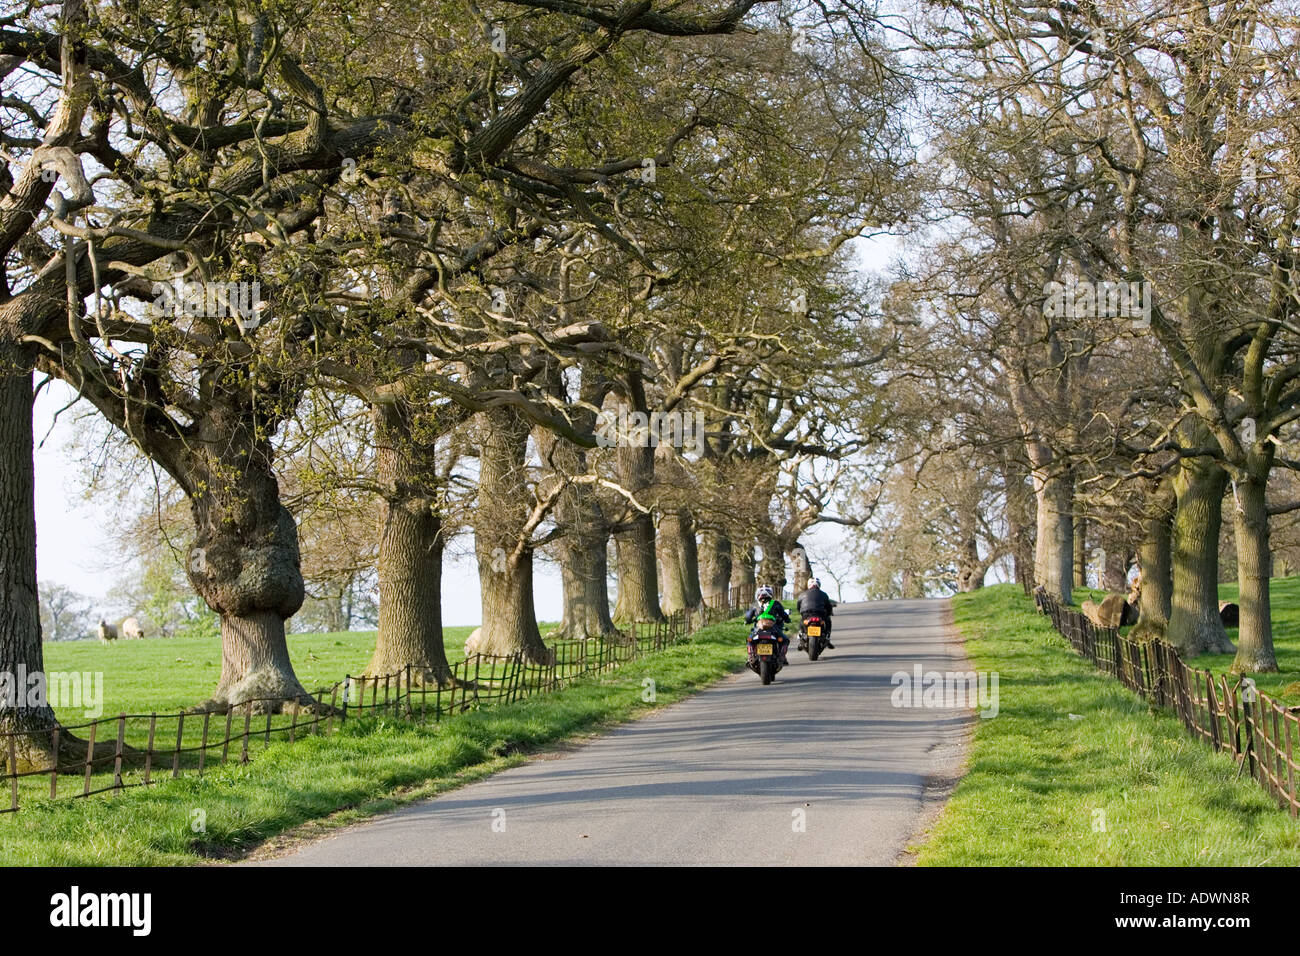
50,727,60,799
144,714,156,785
1285,714,1297,817
1206,675,1221,751
83,719,97,795
197,712,211,778
113,714,126,791
221,708,234,764
1242,693,1258,781
172,713,184,778
8,734,17,811
242,703,253,762
1272,706,1284,805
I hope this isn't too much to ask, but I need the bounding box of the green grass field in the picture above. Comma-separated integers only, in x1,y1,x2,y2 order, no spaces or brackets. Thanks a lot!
0,619,747,865
40,624,511,719
918,580,1300,866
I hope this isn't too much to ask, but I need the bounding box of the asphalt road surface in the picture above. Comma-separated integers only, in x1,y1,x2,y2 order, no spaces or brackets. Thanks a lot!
261,598,971,866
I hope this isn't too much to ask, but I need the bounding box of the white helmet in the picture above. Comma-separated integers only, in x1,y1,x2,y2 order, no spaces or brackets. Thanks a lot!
809,578,821,589
756,585,774,601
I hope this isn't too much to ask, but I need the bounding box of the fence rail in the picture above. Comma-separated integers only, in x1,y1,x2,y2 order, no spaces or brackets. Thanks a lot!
0,591,746,813
1039,594,1300,818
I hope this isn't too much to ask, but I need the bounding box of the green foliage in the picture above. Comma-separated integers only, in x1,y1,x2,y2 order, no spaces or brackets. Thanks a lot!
107,554,217,641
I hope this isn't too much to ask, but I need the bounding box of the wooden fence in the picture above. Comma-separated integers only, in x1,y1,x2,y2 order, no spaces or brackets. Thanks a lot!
1039,594,1299,818
0,592,745,813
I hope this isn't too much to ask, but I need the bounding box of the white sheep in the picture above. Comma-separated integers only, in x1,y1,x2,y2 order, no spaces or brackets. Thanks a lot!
464,627,482,658
97,619,118,644
121,617,145,639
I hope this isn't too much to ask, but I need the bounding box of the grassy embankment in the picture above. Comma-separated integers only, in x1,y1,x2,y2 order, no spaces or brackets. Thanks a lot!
918,578,1300,865
0,620,747,865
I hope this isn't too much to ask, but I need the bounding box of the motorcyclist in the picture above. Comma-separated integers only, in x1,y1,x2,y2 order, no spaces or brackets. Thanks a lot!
745,585,791,662
796,577,837,650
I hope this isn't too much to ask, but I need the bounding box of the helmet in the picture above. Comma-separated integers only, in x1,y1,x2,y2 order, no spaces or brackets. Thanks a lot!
809,578,821,589
756,613,776,629
756,585,774,601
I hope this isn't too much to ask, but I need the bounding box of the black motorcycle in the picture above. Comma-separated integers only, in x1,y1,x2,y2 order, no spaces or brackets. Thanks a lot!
799,615,830,661
747,627,786,685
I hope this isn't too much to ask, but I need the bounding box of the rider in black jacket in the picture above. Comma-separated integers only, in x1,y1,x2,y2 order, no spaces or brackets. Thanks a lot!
796,578,837,650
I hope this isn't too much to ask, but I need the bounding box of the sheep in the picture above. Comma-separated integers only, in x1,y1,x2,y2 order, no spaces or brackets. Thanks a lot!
121,617,145,639
464,627,482,658
97,619,118,644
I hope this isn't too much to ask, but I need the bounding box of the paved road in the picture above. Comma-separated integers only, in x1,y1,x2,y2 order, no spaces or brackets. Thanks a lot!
260,599,970,866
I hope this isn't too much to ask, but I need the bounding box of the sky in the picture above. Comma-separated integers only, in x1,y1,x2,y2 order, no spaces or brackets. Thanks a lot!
30,235,903,626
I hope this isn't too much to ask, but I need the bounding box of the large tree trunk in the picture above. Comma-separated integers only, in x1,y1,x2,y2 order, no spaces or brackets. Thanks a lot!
1232,466,1277,672
757,528,786,595
1031,466,1074,604
473,406,551,662
1132,478,1175,642
657,507,703,613
699,529,732,607
551,461,619,641
0,3,93,758
1103,547,1130,594
0,361,113,769
1001,460,1035,594
1165,456,1234,656
476,546,549,662
730,539,756,604
1073,514,1087,590
190,481,311,711
555,521,619,641
956,533,987,592
0,363,57,768
612,444,663,623
365,402,451,684
183,379,311,712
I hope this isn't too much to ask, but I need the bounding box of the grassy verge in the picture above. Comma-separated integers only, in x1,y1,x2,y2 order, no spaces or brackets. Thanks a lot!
918,583,1300,866
41,624,529,717
0,619,746,866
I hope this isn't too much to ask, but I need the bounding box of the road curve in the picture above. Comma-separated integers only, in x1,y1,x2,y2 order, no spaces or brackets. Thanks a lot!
259,599,971,866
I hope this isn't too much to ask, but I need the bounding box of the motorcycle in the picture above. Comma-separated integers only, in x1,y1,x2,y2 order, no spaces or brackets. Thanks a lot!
799,615,830,661
746,625,786,685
